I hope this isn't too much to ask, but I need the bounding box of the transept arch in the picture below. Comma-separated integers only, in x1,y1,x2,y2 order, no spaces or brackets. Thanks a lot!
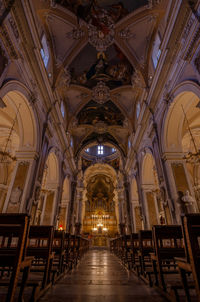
58,176,71,230
130,178,143,232
161,82,200,219
141,151,164,228
33,151,60,225
0,82,39,213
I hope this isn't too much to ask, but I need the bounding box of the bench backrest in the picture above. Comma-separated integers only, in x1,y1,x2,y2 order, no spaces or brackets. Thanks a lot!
0,213,29,302
153,225,185,260
139,230,153,256
183,214,200,296
27,225,54,258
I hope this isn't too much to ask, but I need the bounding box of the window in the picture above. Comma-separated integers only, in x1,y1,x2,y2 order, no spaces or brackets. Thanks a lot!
85,148,90,153
152,33,161,69
112,148,116,153
97,145,104,155
60,101,65,118
136,102,140,119
40,34,49,68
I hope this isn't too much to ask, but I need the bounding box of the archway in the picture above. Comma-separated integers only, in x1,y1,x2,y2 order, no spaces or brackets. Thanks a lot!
141,152,165,228
58,176,70,230
163,88,200,215
80,163,120,246
0,89,38,213
131,178,143,232
33,152,59,225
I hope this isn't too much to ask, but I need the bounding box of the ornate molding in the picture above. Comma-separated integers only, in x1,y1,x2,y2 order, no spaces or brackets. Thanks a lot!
66,27,85,40
88,23,115,52
92,81,110,104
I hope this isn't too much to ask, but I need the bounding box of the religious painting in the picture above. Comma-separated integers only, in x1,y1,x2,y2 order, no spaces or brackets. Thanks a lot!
70,44,133,89
55,0,148,24
77,100,125,126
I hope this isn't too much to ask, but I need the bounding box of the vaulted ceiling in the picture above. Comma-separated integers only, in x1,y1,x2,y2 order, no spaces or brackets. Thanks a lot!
31,0,169,157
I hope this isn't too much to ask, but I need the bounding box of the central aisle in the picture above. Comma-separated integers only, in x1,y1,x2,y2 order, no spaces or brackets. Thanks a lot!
40,249,166,302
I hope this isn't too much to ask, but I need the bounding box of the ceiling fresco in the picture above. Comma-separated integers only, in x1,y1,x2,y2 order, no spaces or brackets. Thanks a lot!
55,0,149,25
33,0,167,159
70,44,133,89
77,100,125,126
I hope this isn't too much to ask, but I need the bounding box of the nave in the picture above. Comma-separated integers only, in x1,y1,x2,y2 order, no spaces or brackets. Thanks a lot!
39,248,165,302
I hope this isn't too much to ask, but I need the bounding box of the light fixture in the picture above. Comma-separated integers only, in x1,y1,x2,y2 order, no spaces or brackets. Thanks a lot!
93,227,97,231
103,227,108,231
182,105,200,163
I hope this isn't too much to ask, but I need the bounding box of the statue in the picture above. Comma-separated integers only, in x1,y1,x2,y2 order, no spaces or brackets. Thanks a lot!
10,186,22,205
181,190,196,213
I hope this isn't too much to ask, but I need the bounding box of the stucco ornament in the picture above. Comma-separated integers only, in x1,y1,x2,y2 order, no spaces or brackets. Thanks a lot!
88,23,115,52
92,81,110,104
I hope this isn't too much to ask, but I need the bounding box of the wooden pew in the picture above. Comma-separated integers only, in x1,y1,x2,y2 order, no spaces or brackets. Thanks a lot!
122,235,132,269
52,230,65,281
26,225,54,300
0,213,32,302
64,233,75,271
138,230,154,285
177,214,200,302
130,233,140,273
151,225,185,294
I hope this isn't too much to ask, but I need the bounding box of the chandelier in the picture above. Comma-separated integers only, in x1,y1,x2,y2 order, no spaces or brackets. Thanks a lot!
0,104,20,163
182,105,200,163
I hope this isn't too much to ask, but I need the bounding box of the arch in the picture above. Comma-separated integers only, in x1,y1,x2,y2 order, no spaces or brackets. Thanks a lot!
141,151,160,227
162,81,200,153
131,177,143,232
0,81,39,152
141,152,158,187
58,176,71,230
131,178,139,203
34,151,60,225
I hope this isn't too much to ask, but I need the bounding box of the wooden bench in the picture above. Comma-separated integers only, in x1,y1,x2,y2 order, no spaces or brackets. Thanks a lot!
26,225,54,301
152,225,185,294
177,214,200,302
130,233,140,273
0,213,32,302
52,230,65,281
138,230,154,285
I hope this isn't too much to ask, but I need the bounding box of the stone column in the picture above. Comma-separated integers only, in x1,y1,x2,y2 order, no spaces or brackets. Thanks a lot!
118,188,125,235
75,185,83,235
67,179,77,233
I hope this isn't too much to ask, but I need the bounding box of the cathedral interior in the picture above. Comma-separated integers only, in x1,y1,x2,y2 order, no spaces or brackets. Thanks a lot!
0,0,200,301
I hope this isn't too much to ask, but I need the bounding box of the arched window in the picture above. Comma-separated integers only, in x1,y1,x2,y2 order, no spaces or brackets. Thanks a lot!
152,33,161,69
60,101,65,118
136,102,140,119
40,34,49,68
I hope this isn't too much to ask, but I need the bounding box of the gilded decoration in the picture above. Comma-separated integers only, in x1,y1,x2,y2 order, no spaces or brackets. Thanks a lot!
83,174,118,240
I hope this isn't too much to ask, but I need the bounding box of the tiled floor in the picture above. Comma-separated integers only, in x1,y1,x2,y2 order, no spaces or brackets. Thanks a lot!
39,248,167,302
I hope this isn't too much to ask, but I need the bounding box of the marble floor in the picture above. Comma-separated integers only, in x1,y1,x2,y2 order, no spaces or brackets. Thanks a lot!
39,248,167,302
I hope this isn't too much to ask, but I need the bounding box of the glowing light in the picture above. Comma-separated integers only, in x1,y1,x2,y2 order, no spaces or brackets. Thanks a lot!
103,227,108,231
58,225,63,231
93,227,97,231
